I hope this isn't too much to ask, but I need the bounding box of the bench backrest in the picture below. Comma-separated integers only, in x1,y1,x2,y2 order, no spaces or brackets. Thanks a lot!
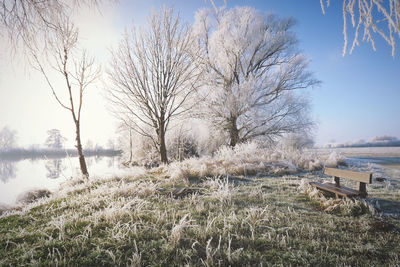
324,167,372,184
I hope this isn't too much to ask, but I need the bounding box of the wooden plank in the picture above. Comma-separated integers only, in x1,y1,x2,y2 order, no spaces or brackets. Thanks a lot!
324,183,361,196
311,182,358,197
310,182,360,197
324,168,372,184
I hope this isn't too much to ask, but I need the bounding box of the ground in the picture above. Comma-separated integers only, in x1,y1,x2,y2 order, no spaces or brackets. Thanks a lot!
0,167,399,266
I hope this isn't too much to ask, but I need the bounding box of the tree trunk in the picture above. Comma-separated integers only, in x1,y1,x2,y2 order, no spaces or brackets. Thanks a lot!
158,124,168,164
129,129,133,163
75,121,89,178
229,117,240,147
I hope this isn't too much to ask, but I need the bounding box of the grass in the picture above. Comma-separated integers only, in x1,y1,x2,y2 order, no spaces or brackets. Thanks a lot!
1,168,400,266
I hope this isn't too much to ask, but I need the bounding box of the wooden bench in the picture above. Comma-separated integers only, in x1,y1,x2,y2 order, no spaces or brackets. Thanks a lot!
310,167,372,198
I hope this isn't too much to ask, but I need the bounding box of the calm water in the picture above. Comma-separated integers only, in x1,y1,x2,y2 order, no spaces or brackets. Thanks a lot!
0,156,122,205
346,157,400,180
348,157,400,166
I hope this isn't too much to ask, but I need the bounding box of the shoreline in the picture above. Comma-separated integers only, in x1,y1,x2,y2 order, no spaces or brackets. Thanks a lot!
381,164,400,171
311,147,400,158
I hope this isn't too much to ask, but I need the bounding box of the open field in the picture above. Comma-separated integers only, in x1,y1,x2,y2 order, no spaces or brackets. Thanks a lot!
1,164,399,266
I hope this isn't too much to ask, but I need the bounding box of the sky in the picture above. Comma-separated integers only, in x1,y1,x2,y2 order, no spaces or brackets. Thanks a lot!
0,0,399,147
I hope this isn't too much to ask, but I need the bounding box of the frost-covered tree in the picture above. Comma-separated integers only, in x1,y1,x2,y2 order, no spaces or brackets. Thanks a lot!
45,129,66,149
85,140,94,150
280,132,315,151
32,16,100,178
0,126,17,150
321,0,400,56
107,6,201,164
0,0,110,49
193,6,318,147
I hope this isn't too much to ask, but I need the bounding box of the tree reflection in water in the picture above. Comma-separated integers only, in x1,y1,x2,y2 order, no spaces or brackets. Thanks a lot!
86,157,93,167
45,159,65,179
107,157,115,168
0,160,17,183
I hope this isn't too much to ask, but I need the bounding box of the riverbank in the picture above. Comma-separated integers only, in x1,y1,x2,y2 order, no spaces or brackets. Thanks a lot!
1,165,399,266
311,146,400,158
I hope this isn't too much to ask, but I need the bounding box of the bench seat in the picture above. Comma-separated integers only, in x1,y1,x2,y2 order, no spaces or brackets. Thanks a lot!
310,182,361,198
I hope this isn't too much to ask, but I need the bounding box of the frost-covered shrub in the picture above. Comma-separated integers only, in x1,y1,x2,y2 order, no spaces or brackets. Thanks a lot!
117,130,159,166
0,203,10,216
165,141,326,180
167,131,199,161
323,198,375,216
324,151,346,167
16,188,51,204
279,133,315,151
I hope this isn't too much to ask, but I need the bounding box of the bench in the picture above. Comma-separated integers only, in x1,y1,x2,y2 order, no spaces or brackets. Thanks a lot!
310,167,372,198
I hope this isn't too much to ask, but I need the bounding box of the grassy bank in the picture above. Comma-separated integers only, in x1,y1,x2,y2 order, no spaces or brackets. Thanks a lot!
1,166,399,266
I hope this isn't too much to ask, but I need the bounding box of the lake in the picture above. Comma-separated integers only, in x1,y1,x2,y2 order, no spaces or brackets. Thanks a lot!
0,155,123,205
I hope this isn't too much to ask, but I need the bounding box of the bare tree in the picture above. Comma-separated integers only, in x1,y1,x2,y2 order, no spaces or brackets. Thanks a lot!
32,16,100,178
321,0,400,56
107,6,201,164
193,6,318,147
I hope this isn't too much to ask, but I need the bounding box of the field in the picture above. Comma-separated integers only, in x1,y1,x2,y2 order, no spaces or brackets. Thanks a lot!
1,146,400,266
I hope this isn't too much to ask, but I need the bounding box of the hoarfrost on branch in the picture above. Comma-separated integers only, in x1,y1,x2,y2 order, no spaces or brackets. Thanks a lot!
193,6,318,147
321,0,400,56
107,7,201,164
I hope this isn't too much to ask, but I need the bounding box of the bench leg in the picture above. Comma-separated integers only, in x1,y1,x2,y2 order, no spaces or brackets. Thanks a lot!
357,182,367,197
332,176,340,187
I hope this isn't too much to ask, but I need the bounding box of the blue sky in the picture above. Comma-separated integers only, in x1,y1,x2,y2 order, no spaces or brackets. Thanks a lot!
0,0,398,147
113,0,400,145
245,0,400,145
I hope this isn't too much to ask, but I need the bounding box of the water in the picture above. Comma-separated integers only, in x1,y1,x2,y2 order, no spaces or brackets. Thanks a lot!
347,157,400,165
0,156,122,205
346,157,400,180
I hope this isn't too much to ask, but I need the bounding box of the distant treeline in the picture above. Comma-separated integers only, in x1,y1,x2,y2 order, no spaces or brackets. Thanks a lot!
0,148,121,161
333,142,400,148
323,136,400,148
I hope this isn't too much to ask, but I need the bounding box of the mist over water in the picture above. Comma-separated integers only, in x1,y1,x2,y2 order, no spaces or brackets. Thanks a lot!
0,155,122,205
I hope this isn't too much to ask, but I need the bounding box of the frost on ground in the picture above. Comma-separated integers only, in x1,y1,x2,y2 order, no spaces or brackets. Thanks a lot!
0,150,399,265
0,144,399,265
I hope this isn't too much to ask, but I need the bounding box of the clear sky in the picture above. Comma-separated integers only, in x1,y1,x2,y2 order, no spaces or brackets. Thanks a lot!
0,0,399,147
